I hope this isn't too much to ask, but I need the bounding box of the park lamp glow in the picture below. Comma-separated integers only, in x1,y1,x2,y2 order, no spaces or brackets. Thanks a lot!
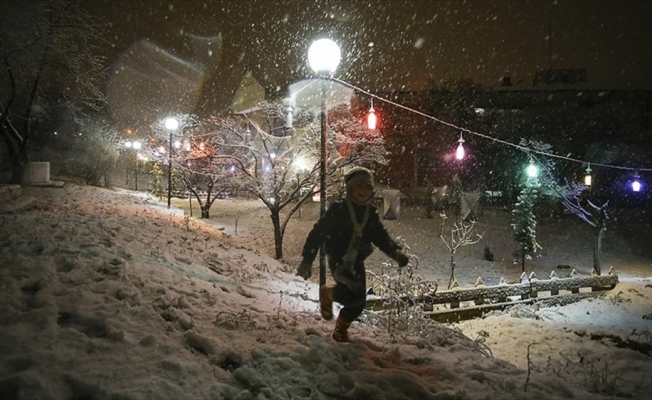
584,163,592,186
294,156,308,172
630,172,642,192
455,132,465,160
123,140,142,151
526,161,539,178
308,38,341,74
164,117,179,131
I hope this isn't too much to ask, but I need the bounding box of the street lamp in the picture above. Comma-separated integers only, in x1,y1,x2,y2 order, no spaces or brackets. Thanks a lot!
164,117,179,208
132,140,142,191
123,140,142,190
124,140,133,186
308,38,341,286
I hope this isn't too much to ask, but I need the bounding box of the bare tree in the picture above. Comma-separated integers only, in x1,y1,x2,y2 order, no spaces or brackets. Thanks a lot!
526,140,609,275
0,0,108,183
556,180,609,275
70,115,121,187
439,212,483,289
209,100,388,260
146,114,236,219
145,101,387,259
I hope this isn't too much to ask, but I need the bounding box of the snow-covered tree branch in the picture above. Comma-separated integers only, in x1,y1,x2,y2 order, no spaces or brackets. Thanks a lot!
0,0,109,183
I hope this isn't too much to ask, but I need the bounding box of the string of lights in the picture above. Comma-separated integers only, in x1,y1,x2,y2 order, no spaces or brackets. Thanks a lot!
331,77,652,174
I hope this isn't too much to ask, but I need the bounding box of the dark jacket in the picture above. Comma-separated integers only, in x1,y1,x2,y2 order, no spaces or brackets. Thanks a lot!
301,198,401,272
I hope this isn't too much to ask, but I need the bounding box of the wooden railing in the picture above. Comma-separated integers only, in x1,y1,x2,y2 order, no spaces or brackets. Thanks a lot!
365,268,619,323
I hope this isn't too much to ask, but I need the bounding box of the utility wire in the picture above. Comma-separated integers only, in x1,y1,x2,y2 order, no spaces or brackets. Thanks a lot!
331,77,652,173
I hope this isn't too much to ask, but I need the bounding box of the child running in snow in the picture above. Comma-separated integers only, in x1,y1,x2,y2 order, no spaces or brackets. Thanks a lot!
297,167,409,342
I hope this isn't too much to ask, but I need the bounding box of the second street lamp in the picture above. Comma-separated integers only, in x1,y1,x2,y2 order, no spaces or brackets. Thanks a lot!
132,140,142,191
123,140,142,190
308,38,341,286
164,117,179,208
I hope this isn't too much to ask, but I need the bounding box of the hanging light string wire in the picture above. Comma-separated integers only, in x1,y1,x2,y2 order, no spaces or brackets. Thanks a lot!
330,77,652,173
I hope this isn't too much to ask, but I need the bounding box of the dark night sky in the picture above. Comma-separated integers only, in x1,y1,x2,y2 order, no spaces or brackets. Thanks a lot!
84,0,652,125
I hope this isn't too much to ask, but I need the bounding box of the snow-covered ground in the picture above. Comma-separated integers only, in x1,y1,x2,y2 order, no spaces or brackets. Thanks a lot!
1,183,651,399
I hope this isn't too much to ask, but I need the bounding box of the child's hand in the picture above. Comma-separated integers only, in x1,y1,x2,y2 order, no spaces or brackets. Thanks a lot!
297,262,312,280
393,251,409,267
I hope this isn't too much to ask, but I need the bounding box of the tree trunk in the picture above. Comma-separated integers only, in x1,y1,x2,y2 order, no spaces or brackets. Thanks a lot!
448,252,456,289
270,210,283,259
104,172,111,188
593,225,605,275
521,244,526,273
201,205,210,219
10,147,28,185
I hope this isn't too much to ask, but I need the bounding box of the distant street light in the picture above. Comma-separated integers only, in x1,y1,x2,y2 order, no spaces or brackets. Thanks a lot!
124,140,133,186
132,140,142,191
123,140,142,190
308,38,341,286
164,117,179,208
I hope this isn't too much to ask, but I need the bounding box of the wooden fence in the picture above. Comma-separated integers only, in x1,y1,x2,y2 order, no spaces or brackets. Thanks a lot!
365,268,619,323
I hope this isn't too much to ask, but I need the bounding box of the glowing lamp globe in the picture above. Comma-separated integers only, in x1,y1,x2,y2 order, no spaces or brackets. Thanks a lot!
584,164,592,186
631,175,642,192
132,141,142,150
308,39,341,74
367,107,377,130
455,143,465,160
164,117,179,130
526,163,538,178
294,156,308,172
455,133,465,160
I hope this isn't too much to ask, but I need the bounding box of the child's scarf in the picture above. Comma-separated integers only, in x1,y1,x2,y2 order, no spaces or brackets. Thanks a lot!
333,198,370,288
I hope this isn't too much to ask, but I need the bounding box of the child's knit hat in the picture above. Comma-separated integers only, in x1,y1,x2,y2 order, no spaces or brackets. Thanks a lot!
345,168,374,189
345,168,374,205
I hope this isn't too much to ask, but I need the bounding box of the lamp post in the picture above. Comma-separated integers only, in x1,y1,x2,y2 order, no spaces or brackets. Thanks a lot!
308,38,341,286
164,117,179,208
132,140,142,191
124,140,133,186
123,140,142,190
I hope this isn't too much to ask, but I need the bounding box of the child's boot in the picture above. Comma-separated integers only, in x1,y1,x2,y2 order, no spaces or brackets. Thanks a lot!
319,284,335,320
331,315,352,343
